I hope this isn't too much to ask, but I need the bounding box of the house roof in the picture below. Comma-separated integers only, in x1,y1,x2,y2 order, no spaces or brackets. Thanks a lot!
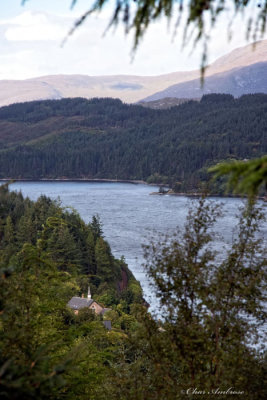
67,297,94,310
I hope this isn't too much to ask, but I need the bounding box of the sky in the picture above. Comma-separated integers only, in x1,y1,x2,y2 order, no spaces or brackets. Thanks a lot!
0,0,266,80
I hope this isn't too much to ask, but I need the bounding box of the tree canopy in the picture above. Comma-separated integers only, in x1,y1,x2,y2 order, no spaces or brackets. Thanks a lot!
0,94,266,194
1,183,266,399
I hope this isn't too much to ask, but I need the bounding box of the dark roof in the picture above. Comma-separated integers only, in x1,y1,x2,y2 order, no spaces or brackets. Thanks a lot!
103,320,112,330
67,297,94,310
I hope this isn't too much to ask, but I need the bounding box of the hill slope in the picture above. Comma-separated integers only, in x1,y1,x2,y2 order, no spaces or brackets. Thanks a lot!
1,41,267,106
0,94,266,192
143,62,267,101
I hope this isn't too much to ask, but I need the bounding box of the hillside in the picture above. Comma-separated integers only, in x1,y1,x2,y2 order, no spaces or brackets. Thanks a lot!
138,97,199,109
1,183,265,399
0,94,266,192
0,183,146,398
143,62,267,102
0,183,142,306
0,40,267,106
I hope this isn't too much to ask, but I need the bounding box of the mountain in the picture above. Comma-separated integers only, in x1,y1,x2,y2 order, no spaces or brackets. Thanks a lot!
142,62,267,101
0,73,197,107
0,95,266,193
1,40,267,107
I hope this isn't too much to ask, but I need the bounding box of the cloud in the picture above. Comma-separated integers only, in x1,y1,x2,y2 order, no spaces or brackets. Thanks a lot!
2,11,67,42
0,50,36,80
0,5,266,80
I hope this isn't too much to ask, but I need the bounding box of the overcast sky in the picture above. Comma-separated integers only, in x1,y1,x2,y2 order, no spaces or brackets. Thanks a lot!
0,0,266,80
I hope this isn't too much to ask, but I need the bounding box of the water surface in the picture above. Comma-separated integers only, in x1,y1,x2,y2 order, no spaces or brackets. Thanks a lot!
6,181,266,308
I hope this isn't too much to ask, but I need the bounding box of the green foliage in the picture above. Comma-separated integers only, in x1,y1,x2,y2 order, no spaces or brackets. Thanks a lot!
142,198,266,397
209,155,267,196
97,289,119,307
0,184,141,299
0,95,266,193
0,183,266,399
147,173,169,184
0,249,72,400
90,214,103,240
0,184,144,399
122,278,144,305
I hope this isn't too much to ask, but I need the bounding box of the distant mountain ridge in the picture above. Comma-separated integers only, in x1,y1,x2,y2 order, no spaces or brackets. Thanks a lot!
0,40,267,107
142,62,267,101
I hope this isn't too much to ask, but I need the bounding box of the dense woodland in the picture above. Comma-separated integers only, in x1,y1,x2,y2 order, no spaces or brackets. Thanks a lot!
0,183,145,399
0,94,266,192
0,184,266,399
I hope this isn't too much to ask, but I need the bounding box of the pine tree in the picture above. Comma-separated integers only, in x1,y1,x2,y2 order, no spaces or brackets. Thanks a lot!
95,237,114,281
45,222,83,272
1,216,16,263
91,215,103,241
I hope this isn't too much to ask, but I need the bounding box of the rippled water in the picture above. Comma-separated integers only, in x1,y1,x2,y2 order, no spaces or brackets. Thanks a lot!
6,181,267,308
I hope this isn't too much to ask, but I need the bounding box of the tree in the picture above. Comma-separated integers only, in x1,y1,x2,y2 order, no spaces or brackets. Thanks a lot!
85,229,97,274
16,213,35,245
209,155,267,197
90,214,103,241
1,95,266,192
95,236,114,281
37,215,83,272
1,216,16,264
0,245,72,400
142,198,266,397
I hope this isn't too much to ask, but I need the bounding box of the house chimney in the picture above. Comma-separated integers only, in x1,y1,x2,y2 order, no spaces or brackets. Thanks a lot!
87,286,91,300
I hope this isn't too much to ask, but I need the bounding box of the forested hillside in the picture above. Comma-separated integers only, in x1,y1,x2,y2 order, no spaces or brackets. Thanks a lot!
143,62,267,101
1,185,266,399
0,94,266,192
0,183,144,399
0,183,142,308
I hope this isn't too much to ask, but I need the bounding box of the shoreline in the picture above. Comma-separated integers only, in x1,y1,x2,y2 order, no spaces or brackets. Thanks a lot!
0,178,149,185
150,191,267,201
1,179,265,200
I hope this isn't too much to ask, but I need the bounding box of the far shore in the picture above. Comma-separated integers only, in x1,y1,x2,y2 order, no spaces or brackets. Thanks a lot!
1,179,265,200
150,190,267,201
0,178,150,185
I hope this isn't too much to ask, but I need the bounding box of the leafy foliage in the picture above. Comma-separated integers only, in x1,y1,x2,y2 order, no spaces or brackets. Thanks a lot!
0,184,266,399
210,155,267,196
0,183,145,399
142,198,267,398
